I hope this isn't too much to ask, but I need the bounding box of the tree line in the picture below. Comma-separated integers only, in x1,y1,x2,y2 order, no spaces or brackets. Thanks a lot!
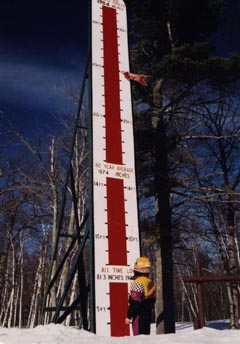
0,0,240,332
127,0,240,332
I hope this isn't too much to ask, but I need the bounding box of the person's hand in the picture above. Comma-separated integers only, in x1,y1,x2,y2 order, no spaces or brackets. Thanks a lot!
125,318,131,325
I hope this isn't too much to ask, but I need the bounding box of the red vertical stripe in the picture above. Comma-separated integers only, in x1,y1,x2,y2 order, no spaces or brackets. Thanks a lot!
102,6,129,337
103,6,122,164
106,177,127,265
109,283,130,336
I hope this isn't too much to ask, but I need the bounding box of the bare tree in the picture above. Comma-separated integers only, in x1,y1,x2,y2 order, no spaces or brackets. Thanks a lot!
177,90,240,327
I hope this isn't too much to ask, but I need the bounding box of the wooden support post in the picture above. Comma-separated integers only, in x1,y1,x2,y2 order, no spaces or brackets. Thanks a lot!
196,259,205,328
183,259,240,330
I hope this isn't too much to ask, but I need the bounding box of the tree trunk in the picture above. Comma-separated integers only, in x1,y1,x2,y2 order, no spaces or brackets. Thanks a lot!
174,259,197,322
226,202,239,329
48,138,59,316
155,245,164,333
27,235,48,327
152,79,175,333
3,236,16,327
18,236,24,328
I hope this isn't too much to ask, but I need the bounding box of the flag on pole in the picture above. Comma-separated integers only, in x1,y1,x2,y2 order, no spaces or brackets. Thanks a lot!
122,71,148,86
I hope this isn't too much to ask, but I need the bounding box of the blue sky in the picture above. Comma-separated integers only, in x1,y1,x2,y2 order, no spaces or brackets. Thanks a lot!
0,0,88,139
0,0,239,141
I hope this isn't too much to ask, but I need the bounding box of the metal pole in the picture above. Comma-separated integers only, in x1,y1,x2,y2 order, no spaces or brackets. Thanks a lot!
88,0,96,333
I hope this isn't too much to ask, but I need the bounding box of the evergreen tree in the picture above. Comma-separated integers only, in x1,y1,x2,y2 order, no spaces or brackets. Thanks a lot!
125,0,240,333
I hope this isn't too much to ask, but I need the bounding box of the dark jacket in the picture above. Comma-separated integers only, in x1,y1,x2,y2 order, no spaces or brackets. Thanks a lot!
127,273,156,335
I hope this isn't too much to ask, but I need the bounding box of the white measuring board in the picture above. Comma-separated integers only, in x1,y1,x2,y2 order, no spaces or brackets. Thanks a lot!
91,0,140,337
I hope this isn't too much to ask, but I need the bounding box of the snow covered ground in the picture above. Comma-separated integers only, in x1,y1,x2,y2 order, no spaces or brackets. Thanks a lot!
0,321,239,344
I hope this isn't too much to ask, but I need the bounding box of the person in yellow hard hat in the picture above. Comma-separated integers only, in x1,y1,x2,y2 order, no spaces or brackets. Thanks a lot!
125,257,156,335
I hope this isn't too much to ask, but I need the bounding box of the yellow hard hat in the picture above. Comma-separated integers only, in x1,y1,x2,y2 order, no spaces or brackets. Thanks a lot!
134,257,151,273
